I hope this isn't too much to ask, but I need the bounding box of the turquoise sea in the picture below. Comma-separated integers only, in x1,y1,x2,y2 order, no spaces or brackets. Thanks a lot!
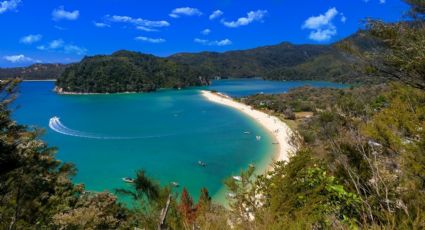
12,79,345,204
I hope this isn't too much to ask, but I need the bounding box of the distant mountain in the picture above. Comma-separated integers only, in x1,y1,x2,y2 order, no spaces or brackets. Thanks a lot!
169,42,334,78
169,30,381,84
0,63,68,80
56,50,208,93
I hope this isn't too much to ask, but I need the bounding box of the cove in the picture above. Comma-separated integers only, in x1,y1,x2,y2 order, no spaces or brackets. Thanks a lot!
12,79,345,203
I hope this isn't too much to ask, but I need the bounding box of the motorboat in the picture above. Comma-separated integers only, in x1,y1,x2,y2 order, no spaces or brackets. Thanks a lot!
232,176,242,181
122,177,134,183
227,192,236,198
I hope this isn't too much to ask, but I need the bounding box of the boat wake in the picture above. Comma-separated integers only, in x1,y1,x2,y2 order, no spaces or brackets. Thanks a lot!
48,116,175,140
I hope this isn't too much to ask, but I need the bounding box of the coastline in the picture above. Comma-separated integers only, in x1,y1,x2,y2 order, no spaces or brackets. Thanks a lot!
201,90,296,167
23,79,57,82
54,87,143,95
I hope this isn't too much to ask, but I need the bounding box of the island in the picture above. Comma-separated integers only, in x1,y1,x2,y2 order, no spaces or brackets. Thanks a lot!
55,50,209,94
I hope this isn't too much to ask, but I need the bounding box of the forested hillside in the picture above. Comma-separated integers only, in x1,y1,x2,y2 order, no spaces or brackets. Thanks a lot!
55,50,208,93
169,30,383,84
169,43,333,78
0,63,68,80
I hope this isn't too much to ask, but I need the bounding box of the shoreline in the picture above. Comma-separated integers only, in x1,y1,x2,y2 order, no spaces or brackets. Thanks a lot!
23,79,57,82
201,90,296,168
54,87,144,95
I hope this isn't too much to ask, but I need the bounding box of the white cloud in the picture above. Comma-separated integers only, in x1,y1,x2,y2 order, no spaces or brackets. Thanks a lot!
52,6,79,21
303,7,338,30
20,34,42,44
37,39,62,50
309,28,337,41
64,45,87,55
135,36,166,43
209,10,223,20
37,39,87,55
194,38,208,44
136,26,158,32
364,0,386,3
201,29,211,35
49,39,64,49
93,21,110,28
169,7,202,18
3,54,40,63
194,38,232,46
54,25,67,30
217,39,232,46
106,15,170,32
0,0,21,14
222,10,267,28
340,13,347,23
302,7,340,42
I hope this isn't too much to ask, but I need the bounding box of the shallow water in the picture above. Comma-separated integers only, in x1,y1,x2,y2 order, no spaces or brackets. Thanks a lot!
12,79,345,203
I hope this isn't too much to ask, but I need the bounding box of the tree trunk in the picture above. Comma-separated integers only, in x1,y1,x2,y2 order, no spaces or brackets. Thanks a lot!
158,194,172,230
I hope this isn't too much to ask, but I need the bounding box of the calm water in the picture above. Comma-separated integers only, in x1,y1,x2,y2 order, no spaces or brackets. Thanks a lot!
208,79,346,97
12,79,344,203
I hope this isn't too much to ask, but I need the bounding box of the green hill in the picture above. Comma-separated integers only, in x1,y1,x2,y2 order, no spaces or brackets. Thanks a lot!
169,30,382,84
0,63,68,80
56,50,208,93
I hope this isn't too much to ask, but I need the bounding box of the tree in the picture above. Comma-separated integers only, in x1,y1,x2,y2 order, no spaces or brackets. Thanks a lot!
115,170,160,202
362,84,425,226
196,187,211,214
179,187,195,227
0,79,81,229
339,0,425,90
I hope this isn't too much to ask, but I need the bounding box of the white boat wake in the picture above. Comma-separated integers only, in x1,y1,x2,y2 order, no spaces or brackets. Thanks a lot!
48,116,175,140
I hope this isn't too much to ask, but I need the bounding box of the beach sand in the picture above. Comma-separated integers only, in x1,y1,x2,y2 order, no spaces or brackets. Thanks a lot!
201,90,296,167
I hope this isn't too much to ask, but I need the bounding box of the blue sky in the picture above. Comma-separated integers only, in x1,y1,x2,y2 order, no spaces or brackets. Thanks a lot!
0,0,408,67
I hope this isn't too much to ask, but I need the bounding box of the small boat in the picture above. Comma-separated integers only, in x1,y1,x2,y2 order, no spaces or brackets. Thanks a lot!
256,135,262,141
122,177,134,183
232,176,242,181
272,142,279,145
227,192,236,198
171,181,180,187
198,160,207,167
244,131,251,134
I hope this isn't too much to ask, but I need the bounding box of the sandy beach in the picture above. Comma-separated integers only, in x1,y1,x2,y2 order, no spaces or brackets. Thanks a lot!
201,90,296,165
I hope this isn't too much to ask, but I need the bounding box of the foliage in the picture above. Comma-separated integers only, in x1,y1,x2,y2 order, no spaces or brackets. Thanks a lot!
363,84,425,226
0,64,68,80
52,192,130,229
179,187,196,227
337,0,425,90
170,39,377,84
56,50,208,93
242,80,425,228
